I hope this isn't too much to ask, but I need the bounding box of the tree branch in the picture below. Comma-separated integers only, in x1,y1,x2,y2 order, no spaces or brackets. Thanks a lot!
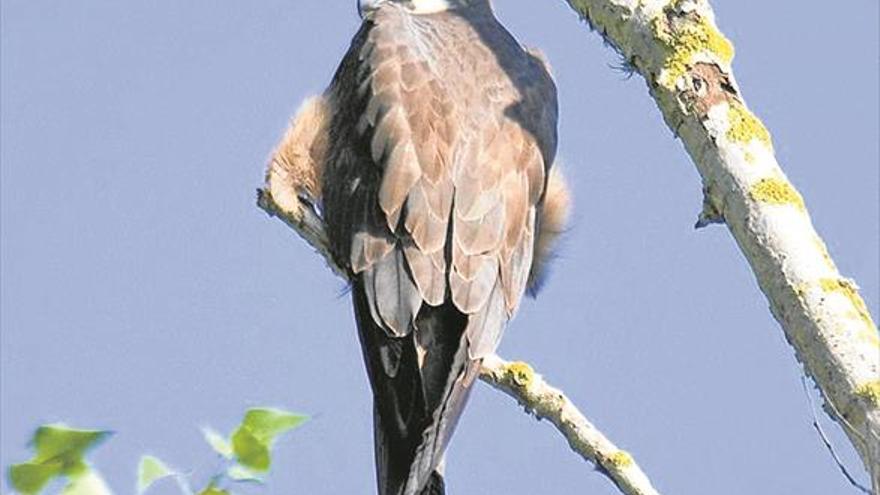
257,169,662,495
480,355,661,495
560,0,879,488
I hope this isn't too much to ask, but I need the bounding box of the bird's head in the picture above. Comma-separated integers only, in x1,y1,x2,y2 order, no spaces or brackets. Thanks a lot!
358,0,486,18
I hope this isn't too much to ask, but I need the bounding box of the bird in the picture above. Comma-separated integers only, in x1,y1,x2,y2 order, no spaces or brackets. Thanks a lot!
269,1,569,493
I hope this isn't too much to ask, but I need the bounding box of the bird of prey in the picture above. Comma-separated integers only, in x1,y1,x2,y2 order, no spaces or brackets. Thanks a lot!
270,0,569,493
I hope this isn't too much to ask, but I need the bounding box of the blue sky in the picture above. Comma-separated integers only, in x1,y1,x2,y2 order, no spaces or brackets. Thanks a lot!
2,1,877,494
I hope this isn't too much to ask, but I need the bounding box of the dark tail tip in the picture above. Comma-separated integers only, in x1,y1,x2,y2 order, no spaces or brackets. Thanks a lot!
418,471,445,495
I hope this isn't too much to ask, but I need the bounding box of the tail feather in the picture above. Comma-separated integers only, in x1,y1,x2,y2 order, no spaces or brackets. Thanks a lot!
353,277,476,495
418,471,445,495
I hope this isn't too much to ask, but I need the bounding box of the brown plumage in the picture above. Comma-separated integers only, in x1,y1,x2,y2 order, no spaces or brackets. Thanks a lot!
527,166,571,294
270,1,567,493
267,97,330,220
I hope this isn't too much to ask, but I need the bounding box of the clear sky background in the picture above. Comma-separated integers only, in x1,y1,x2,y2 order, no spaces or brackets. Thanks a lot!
2,1,877,494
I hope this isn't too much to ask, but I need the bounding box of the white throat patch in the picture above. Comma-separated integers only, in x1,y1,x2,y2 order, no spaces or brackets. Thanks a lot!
359,0,474,18
407,0,456,14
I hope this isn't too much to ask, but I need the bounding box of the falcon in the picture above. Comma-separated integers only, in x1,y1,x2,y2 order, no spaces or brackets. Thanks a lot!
270,0,569,493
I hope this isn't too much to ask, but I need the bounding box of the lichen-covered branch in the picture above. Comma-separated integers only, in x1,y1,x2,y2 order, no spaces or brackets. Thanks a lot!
480,355,661,495
562,0,879,487
258,160,662,495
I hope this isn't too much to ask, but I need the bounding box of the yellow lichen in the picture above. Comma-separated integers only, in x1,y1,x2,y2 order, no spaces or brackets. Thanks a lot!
813,237,837,270
855,381,880,408
819,278,877,330
796,278,879,346
607,450,634,468
861,331,880,348
652,8,734,88
749,178,805,211
726,102,773,149
507,361,535,388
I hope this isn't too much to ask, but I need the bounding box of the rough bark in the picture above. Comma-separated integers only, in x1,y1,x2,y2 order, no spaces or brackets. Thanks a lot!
560,0,879,487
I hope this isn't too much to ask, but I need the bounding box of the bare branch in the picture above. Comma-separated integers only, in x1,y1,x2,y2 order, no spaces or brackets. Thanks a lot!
801,377,872,494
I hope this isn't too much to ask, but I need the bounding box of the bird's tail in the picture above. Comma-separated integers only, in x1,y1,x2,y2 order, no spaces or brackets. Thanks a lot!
352,277,479,495
418,471,445,495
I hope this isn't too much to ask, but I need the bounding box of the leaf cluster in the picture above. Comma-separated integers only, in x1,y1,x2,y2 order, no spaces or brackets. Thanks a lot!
7,408,308,495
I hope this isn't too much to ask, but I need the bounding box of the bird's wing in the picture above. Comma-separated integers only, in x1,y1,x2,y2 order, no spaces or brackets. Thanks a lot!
322,7,460,339
321,13,466,493
444,22,558,358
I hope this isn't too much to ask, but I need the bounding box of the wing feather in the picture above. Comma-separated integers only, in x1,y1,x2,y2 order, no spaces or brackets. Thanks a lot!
370,248,423,336
404,246,445,306
450,254,498,314
464,278,508,358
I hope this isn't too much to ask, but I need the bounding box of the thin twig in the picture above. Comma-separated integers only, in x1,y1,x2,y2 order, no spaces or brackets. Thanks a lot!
480,355,661,495
801,377,872,494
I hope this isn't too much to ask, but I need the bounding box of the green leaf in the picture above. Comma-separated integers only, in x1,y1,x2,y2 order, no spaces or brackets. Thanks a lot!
137,455,174,494
61,470,113,495
229,408,306,473
32,424,111,474
226,464,264,483
8,462,61,494
197,484,230,495
201,427,233,459
230,427,270,472
239,408,307,445
8,424,112,494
